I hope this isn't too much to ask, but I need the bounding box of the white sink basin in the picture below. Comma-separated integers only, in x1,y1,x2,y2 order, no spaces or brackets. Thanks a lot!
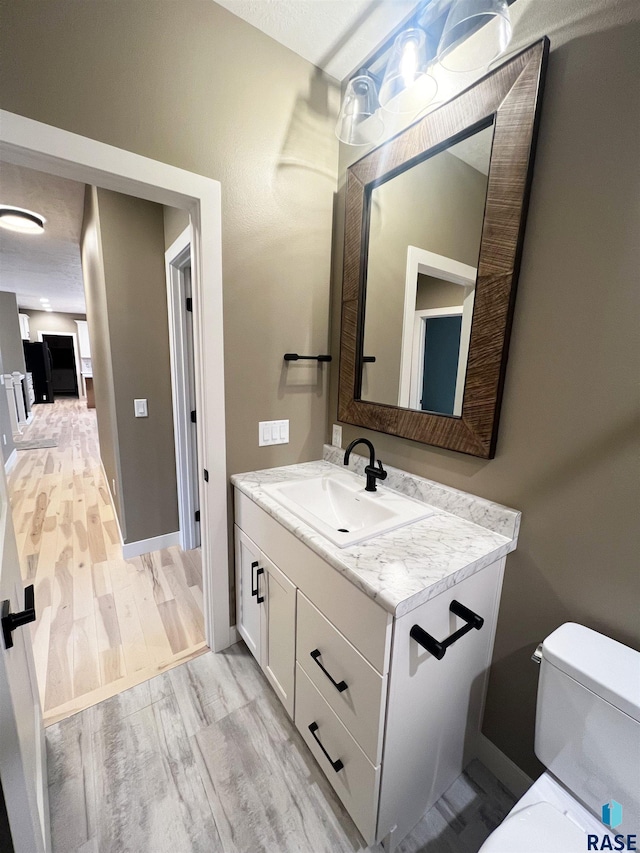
262,469,434,547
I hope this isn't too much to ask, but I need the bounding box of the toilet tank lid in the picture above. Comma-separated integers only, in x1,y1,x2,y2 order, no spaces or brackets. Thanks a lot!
542,623,640,723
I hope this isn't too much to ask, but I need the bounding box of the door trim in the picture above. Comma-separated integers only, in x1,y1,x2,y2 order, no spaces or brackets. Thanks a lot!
165,225,199,552
36,331,82,399
0,109,232,652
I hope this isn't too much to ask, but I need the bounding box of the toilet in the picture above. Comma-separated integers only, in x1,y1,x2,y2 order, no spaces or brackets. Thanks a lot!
480,623,640,852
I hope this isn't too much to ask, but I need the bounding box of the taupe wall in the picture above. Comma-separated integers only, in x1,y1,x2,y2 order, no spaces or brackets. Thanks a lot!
80,186,179,544
98,188,178,544
80,186,125,530
23,309,86,341
0,291,26,374
331,4,640,776
0,0,338,482
363,152,487,405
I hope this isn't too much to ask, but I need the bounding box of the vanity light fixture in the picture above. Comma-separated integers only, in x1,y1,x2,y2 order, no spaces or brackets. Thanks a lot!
335,73,384,146
378,27,437,114
0,205,45,234
437,0,512,72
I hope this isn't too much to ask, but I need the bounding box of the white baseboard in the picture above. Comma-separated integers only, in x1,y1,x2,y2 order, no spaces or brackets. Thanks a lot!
100,459,126,546
122,531,181,560
4,448,18,474
25,412,34,425
475,733,534,800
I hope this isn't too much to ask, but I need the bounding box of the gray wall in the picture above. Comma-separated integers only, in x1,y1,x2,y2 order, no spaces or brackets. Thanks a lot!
0,0,338,481
80,186,125,530
0,291,26,374
330,3,640,777
80,186,179,544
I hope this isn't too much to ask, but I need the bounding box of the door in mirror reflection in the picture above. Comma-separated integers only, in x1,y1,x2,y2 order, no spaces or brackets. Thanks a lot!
360,123,494,415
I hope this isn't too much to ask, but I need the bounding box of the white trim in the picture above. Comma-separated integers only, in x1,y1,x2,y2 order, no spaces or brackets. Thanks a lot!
36,330,82,399
0,109,231,652
122,531,181,560
165,225,199,552
398,246,477,412
475,733,534,800
99,458,125,549
4,448,18,475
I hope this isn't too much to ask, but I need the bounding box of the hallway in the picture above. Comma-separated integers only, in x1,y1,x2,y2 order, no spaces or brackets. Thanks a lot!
8,398,207,725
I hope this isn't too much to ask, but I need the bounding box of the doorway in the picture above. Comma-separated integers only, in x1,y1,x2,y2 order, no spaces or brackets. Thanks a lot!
40,334,79,397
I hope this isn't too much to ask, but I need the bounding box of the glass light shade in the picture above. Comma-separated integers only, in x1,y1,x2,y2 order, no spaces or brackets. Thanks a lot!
379,28,437,115
437,0,512,72
335,75,384,146
0,206,45,234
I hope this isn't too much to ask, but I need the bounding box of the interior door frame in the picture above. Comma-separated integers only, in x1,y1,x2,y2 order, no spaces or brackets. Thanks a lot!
36,331,82,399
165,225,199,552
0,109,233,652
410,306,464,412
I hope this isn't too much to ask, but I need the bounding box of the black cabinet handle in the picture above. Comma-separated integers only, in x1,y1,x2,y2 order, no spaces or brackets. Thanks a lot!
256,567,265,604
308,722,343,772
410,600,484,661
2,584,36,650
250,561,259,597
310,649,348,693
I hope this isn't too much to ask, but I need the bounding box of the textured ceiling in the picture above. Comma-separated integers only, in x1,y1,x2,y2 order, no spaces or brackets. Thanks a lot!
0,163,87,314
213,0,423,80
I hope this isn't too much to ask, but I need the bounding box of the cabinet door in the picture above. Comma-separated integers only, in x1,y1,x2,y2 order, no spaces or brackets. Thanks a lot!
234,526,262,662
261,554,296,717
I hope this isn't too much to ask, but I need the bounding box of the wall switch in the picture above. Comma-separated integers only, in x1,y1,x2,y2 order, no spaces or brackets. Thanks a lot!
259,419,289,446
332,424,342,448
134,398,148,417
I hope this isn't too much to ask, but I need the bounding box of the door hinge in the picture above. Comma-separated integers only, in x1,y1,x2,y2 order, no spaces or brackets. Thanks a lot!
194,510,200,523
186,297,193,312
190,410,196,423
203,469,209,482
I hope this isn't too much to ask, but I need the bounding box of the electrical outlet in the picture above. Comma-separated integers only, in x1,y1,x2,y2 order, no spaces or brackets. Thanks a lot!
2,434,6,445
259,420,289,446
332,424,342,448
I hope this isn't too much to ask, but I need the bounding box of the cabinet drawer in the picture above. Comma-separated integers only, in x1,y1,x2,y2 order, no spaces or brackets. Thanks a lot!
295,665,380,845
297,592,387,765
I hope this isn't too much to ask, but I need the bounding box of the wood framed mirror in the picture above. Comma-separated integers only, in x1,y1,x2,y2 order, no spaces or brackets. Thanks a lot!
338,39,549,458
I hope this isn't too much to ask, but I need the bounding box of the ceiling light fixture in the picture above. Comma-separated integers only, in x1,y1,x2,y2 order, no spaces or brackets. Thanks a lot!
40,298,50,304
0,206,46,234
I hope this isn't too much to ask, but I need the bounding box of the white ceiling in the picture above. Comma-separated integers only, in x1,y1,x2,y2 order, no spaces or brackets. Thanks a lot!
0,163,87,315
214,0,423,80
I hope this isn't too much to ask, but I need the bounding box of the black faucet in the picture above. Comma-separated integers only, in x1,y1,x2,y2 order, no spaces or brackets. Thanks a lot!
343,438,388,492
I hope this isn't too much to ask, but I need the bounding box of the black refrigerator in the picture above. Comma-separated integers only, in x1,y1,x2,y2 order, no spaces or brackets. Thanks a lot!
23,341,54,403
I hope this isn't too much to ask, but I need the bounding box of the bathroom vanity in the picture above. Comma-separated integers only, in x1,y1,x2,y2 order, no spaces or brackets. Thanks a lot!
231,446,520,850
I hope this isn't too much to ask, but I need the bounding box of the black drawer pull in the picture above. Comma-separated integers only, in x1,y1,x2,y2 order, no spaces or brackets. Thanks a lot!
310,649,348,693
256,567,265,604
410,600,484,661
308,722,343,772
250,561,259,597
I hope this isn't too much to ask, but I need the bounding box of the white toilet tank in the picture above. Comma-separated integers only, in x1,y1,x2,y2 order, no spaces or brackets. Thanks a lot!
535,623,640,835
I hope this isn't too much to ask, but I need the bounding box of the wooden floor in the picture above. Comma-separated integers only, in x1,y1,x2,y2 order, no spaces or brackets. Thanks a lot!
8,397,207,726
46,642,516,853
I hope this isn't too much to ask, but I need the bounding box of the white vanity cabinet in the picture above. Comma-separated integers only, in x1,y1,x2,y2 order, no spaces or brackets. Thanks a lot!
234,486,506,850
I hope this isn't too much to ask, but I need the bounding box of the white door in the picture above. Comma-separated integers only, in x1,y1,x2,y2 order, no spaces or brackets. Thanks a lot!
0,465,50,852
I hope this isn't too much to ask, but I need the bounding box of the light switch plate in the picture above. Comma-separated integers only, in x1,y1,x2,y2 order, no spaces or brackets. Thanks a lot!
332,424,342,448
134,398,148,417
259,419,289,446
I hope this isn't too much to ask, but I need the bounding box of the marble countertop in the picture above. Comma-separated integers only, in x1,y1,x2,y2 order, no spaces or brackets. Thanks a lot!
231,448,520,618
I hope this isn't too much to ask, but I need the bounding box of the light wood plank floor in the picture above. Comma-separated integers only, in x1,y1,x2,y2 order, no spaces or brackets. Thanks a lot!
8,397,207,726
46,643,516,853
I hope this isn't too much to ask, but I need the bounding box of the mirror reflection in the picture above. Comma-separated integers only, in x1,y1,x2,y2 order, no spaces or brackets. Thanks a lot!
360,123,494,415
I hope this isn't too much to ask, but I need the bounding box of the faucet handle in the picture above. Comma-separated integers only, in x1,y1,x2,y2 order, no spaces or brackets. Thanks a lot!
376,460,387,480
